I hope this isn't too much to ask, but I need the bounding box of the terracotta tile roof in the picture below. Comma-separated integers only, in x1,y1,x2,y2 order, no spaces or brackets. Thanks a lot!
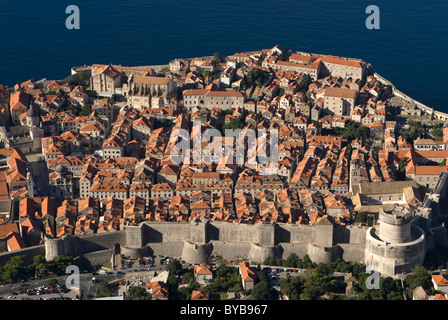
432,275,448,287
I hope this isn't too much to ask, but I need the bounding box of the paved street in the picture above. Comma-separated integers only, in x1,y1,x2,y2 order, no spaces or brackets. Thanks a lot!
26,152,50,196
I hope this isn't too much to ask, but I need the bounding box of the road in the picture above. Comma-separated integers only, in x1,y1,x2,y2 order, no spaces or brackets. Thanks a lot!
0,258,304,300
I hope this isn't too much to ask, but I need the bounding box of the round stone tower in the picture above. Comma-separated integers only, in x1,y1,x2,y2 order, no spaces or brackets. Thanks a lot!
378,207,414,243
45,235,67,261
365,206,426,277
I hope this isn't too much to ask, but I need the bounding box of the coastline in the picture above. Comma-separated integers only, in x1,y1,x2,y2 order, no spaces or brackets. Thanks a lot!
68,59,448,123
373,71,448,121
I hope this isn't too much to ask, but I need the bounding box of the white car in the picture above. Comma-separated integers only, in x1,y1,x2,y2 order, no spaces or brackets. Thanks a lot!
7,296,16,299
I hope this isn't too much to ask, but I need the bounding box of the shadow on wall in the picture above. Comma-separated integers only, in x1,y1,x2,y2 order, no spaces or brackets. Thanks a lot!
208,224,219,241
75,255,93,271
333,225,351,244
75,237,109,255
275,227,291,243
146,226,163,243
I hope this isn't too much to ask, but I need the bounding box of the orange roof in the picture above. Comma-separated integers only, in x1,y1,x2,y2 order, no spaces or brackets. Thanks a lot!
5,231,26,251
191,290,209,300
239,262,256,282
325,87,357,99
320,55,364,68
194,265,213,275
433,275,448,286
413,166,447,176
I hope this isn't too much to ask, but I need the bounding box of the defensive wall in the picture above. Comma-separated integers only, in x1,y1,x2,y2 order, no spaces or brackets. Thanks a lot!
374,72,448,121
1,174,447,276
0,211,443,278
39,220,370,268
0,220,370,268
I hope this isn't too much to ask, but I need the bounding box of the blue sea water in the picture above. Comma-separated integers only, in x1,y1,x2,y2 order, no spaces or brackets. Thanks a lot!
0,0,447,112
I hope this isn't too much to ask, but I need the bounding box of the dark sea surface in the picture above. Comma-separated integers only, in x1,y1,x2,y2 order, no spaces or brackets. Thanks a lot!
0,0,447,111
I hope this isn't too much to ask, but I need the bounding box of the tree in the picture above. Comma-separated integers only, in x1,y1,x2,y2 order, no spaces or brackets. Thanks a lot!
0,256,28,283
316,263,333,276
215,264,234,278
159,66,170,74
154,118,174,129
380,277,403,300
129,286,151,300
432,127,443,141
279,276,303,300
51,255,75,276
278,88,285,97
251,280,274,300
297,74,312,91
79,103,92,116
166,260,183,275
95,280,112,298
246,68,267,87
300,273,334,300
212,52,225,64
167,274,180,299
30,255,50,278
221,115,245,131
47,278,59,289
405,265,431,291
77,70,85,81
284,253,299,268
397,157,409,181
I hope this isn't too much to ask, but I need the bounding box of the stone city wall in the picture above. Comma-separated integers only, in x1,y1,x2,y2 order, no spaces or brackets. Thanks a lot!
0,220,373,268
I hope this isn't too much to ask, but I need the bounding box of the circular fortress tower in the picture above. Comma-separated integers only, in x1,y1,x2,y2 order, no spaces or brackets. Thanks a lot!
365,206,426,277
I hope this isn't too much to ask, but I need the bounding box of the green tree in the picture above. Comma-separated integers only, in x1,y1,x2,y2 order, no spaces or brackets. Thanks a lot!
432,127,443,141
79,103,92,116
47,278,59,289
284,253,299,268
166,260,183,275
355,211,370,224
279,275,303,300
51,255,75,276
77,70,85,81
300,273,334,300
95,280,112,298
221,115,245,131
278,88,285,97
297,74,312,91
30,255,50,278
251,280,275,300
246,68,267,87
212,52,225,64
405,265,431,291
397,157,409,181
167,274,181,299
129,286,151,300
380,277,403,300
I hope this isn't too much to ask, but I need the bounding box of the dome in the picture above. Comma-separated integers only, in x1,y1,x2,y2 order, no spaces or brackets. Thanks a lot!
55,164,65,175
26,106,39,118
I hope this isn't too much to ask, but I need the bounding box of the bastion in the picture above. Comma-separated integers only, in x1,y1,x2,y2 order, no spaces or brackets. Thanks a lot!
365,207,426,276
